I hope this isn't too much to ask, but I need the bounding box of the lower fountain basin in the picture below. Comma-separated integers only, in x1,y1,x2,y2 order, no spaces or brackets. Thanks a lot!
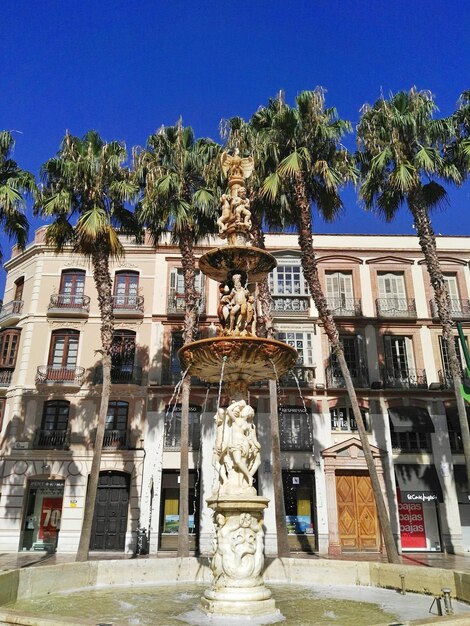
179,336,298,384
1,557,470,626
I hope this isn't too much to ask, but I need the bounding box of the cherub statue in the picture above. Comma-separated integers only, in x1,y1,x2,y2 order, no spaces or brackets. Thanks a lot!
230,186,252,229
217,193,232,234
220,148,254,181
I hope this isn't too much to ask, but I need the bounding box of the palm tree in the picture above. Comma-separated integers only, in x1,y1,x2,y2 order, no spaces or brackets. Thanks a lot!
135,121,219,557
260,89,400,563
36,130,140,561
356,88,470,493
221,108,292,557
0,131,34,258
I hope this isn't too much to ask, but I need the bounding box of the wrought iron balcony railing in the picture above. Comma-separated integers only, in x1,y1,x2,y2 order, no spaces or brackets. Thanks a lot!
34,428,70,450
438,369,454,389
381,366,427,389
376,298,417,318
271,295,310,315
430,298,470,320
0,300,23,322
48,293,90,313
279,366,315,387
93,364,143,385
112,295,144,313
326,297,362,317
36,365,85,386
326,365,370,388
102,429,128,449
0,368,13,387
167,292,206,315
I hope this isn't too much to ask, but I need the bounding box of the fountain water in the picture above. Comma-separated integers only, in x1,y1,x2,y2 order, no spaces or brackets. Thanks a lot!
178,150,296,621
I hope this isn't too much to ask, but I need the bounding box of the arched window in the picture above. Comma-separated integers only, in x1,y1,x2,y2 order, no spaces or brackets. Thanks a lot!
0,329,21,367
60,270,85,301
114,271,139,307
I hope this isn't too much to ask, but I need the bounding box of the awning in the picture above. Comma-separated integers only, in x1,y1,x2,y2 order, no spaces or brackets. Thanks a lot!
453,465,470,504
395,464,443,503
388,406,434,433
446,406,470,432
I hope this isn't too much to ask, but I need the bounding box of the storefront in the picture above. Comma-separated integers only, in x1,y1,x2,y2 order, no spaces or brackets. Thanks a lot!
159,470,198,551
395,464,443,552
20,479,65,552
452,465,470,552
282,470,316,552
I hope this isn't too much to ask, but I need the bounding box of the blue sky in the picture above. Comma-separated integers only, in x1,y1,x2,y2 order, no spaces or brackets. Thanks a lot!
1,1,470,272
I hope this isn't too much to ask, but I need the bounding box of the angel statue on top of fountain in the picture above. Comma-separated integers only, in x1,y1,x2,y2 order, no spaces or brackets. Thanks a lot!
217,149,254,239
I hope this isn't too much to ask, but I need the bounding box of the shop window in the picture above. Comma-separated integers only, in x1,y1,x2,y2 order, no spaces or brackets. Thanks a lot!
20,479,65,552
330,406,369,432
159,471,198,550
279,406,312,451
0,329,20,367
282,471,315,537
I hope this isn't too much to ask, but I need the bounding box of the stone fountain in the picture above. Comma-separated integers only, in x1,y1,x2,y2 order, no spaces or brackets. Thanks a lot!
179,150,297,621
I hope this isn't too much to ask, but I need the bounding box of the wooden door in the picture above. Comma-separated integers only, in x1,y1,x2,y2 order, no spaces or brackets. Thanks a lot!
336,473,379,552
90,472,129,551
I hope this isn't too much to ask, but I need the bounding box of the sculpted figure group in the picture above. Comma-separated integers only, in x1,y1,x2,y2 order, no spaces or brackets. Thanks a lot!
217,186,252,236
213,399,261,495
217,272,256,336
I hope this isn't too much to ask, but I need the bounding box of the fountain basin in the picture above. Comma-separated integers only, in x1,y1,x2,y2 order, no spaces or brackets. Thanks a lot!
199,246,277,283
179,336,297,383
2,557,470,625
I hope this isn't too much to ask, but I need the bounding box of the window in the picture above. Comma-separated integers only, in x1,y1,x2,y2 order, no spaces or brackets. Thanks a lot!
325,271,355,314
41,401,70,431
384,335,413,377
0,398,5,432
283,471,315,537
164,404,201,449
330,407,369,432
279,406,312,450
106,401,129,431
114,271,139,307
328,335,367,387
270,264,308,296
378,272,406,302
0,329,20,367
111,330,136,368
169,268,205,313
277,330,315,384
14,277,24,302
48,329,79,377
444,275,461,314
60,270,85,303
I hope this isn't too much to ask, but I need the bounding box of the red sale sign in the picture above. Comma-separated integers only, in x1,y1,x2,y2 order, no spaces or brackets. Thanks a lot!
38,497,62,541
398,499,426,548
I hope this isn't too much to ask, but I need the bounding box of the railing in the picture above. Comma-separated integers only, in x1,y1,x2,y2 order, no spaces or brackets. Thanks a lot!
381,366,427,389
326,297,362,317
167,292,206,315
112,295,144,313
326,365,369,388
280,431,313,451
280,366,315,387
0,300,23,320
93,365,143,385
35,428,70,449
36,365,85,386
0,368,13,387
164,426,200,450
430,298,470,319
438,369,454,389
376,298,417,317
48,293,90,312
271,296,309,315
390,431,432,452
102,429,128,449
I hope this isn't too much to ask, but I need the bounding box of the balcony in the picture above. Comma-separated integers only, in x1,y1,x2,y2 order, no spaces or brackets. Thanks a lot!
326,297,362,317
376,298,417,318
280,366,315,387
0,300,23,327
381,367,427,389
102,429,128,450
271,296,309,316
47,293,90,317
167,292,206,316
326,365,369,389
0,368,13,387
112,295,144,318
430,298,470,320
34,428,70,450
438,369,453,389
93,364,143,385
36,365,85,387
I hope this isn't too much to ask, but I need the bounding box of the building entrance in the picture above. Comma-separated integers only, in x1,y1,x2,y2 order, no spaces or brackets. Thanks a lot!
90,471,130,551
336,472,379,552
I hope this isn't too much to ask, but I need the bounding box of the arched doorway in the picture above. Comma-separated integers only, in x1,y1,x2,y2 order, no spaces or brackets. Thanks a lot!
90,471,130,551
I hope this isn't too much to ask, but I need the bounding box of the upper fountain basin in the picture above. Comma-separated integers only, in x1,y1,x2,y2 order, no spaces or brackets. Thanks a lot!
198,246,277,283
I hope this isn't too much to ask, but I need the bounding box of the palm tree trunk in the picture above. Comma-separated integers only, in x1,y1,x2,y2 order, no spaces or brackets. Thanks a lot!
177,229,197,557
410,192,470,490
294,173,400,564
252,216,290,557
76,248,114,562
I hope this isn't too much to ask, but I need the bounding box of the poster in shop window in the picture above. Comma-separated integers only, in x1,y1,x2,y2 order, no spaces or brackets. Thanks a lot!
398,500,426,549
38,497,62,542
